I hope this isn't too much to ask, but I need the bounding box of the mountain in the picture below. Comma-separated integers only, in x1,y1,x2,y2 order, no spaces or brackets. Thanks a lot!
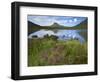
28,21,41,27
50,22,63,27
74,19,87,29
28,21,41,35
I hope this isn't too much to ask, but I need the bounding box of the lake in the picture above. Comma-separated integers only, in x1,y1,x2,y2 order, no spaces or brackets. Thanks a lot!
28,29,87,43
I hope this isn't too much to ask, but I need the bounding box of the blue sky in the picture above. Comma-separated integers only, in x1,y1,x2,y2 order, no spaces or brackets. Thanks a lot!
28,15,87,27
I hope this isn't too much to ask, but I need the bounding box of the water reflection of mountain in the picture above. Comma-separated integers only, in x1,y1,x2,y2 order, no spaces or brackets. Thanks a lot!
28,29,87,43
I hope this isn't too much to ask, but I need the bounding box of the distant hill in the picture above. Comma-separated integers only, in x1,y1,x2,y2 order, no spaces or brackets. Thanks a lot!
28,21,41,34
74,19,88,29
50,22,64,27
28,21,40,27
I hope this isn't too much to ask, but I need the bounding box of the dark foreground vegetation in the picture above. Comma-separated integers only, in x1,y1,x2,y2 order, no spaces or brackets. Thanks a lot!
28,36,87,66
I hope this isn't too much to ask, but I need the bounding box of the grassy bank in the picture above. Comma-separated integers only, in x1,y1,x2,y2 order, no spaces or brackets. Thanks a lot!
28,37,87,66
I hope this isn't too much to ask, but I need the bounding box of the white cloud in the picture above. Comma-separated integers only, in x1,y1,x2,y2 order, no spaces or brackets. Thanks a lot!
69,20,73,23
74,18,77,22
28,15,87,27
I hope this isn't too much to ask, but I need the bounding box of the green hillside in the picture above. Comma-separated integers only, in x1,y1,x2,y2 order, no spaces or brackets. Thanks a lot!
28,21,41,35
74,19,88,29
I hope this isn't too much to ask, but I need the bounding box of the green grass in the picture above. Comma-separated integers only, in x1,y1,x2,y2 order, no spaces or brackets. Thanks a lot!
28,37,87,66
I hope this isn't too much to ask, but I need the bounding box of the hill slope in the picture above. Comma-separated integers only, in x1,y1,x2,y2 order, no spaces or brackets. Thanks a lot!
28,21,41,34
50,22,64,27
74,19,88,29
